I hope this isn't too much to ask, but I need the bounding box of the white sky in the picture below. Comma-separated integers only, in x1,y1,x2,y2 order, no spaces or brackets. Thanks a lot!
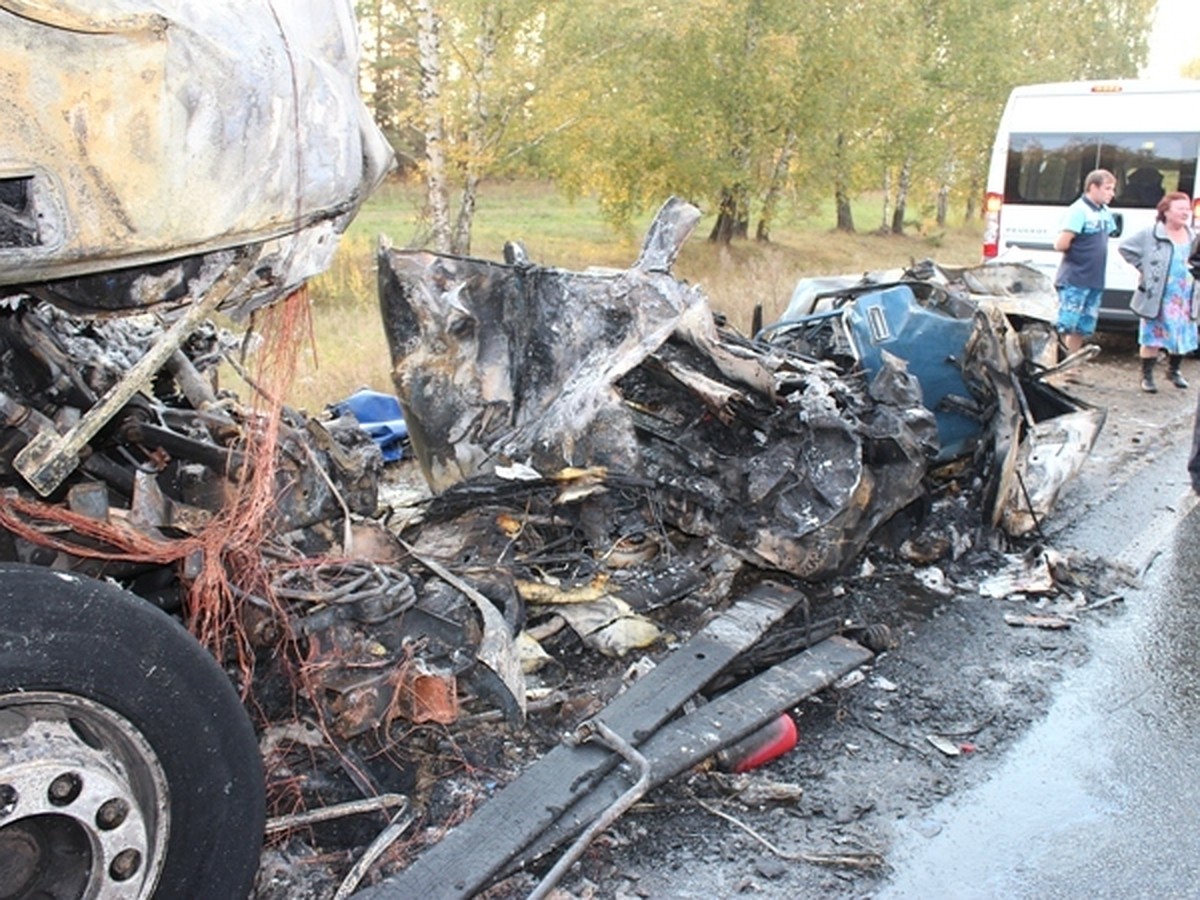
1142,0,1200,78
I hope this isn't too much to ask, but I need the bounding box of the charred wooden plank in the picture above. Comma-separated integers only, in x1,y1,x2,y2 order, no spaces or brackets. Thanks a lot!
352,580,808,900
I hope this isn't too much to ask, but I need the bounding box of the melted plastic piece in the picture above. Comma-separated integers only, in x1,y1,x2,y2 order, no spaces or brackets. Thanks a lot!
718,712,799,773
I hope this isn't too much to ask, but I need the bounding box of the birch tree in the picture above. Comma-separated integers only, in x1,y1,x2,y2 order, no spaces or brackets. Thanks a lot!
357,0,1157,248
362,0,556,253
414,0,452,250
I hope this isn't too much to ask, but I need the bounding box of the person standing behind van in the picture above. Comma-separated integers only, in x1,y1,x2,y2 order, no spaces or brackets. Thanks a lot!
1053,169,1118,361
1118,192,1197,392
1187,239,1200,492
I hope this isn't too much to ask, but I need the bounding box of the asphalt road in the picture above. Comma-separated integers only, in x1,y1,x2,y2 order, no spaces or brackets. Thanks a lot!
879,343,1200,899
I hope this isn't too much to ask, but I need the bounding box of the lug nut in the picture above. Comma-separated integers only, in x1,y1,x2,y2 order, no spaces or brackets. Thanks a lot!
47,772,82,806
96,798,129,830
0,783,17,819
109,848,142,882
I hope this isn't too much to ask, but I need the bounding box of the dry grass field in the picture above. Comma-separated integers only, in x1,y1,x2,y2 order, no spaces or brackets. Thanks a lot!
282,180,984,411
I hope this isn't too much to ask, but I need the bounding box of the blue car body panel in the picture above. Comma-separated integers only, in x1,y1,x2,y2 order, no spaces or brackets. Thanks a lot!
843,284,980,461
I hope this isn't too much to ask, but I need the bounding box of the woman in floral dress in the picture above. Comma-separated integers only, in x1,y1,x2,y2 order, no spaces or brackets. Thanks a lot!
1119,191,1198,393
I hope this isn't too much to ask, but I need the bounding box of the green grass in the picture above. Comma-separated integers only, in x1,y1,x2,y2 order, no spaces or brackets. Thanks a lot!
286,179,984,411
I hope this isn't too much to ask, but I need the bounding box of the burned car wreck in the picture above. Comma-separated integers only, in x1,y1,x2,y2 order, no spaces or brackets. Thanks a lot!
377,199,1102,582
758,259,1106,537
381,199,933,583
345,198,1105,898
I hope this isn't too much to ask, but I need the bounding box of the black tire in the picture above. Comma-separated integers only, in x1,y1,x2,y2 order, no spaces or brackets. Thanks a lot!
0,563,264,899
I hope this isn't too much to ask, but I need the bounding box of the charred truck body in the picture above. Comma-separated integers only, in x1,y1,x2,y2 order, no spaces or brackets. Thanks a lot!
0,4,392,897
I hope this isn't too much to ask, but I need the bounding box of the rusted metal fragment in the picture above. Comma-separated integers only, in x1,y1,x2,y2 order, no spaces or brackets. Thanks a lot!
315,651,459,736
288,560,520,735
399,540,526,725
402,666,460,724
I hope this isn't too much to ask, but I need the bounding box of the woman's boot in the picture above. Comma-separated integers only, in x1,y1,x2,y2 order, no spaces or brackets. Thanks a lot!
1168,354,1189,389
1141,356,1158,393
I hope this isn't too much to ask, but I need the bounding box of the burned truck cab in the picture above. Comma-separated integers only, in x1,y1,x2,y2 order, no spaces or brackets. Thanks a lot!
0,3,392,897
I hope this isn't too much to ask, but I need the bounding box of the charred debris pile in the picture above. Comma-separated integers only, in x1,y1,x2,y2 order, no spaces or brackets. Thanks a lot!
375,197,1105,681
326,197,1110,895
0,198,1109,895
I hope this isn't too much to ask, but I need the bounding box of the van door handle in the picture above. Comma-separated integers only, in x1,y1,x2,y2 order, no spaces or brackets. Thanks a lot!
1111,212,1123,238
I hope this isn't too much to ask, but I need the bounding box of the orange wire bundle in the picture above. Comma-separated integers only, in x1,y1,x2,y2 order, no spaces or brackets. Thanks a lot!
0,288,317,685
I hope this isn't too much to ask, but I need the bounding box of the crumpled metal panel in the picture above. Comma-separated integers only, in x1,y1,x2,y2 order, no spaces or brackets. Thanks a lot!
961,305,1107,537
378,198,934,581
843,284,980,461
994,401,1106,536
0,0,393,314
378,198,708,492
779,260,1057,325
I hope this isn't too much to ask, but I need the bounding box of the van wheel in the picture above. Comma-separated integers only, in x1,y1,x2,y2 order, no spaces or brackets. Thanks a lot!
0,564,264,899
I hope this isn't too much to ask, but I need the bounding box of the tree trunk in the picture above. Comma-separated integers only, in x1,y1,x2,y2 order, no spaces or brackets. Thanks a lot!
890,154,912,235
709,185,750,244
835,189,854,232
754,215,770,243
935,156,953,228
964,178,979,221
362,0,406,168
367,0,386,128
756,129,796,243
834,132,855,233
452,180,478,256
880,168,891,232
713,3,760,245
450,2,499,255
416,0,452,252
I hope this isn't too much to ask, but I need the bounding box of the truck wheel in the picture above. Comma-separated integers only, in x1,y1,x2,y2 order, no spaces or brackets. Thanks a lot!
0,564,264,899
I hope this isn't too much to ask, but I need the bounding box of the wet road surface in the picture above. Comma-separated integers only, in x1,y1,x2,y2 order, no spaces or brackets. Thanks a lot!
878,426,1200,898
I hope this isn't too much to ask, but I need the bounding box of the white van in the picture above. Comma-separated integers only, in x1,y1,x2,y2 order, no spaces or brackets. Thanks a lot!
982,79,1200,329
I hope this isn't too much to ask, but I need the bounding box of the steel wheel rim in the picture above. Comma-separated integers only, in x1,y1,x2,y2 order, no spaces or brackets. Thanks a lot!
0,691,169,899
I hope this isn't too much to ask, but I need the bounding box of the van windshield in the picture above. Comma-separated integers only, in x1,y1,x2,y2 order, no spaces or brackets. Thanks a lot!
1004,132,1198,208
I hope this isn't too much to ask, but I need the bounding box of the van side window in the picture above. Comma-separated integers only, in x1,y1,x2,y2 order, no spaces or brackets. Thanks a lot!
1005,132,1198,208
1120,167,1164,205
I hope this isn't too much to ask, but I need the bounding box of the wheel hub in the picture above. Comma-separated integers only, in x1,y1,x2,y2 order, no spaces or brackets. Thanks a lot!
0,695,169,899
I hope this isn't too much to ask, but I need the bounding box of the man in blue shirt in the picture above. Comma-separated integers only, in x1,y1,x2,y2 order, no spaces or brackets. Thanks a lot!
1054,168,1118,358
